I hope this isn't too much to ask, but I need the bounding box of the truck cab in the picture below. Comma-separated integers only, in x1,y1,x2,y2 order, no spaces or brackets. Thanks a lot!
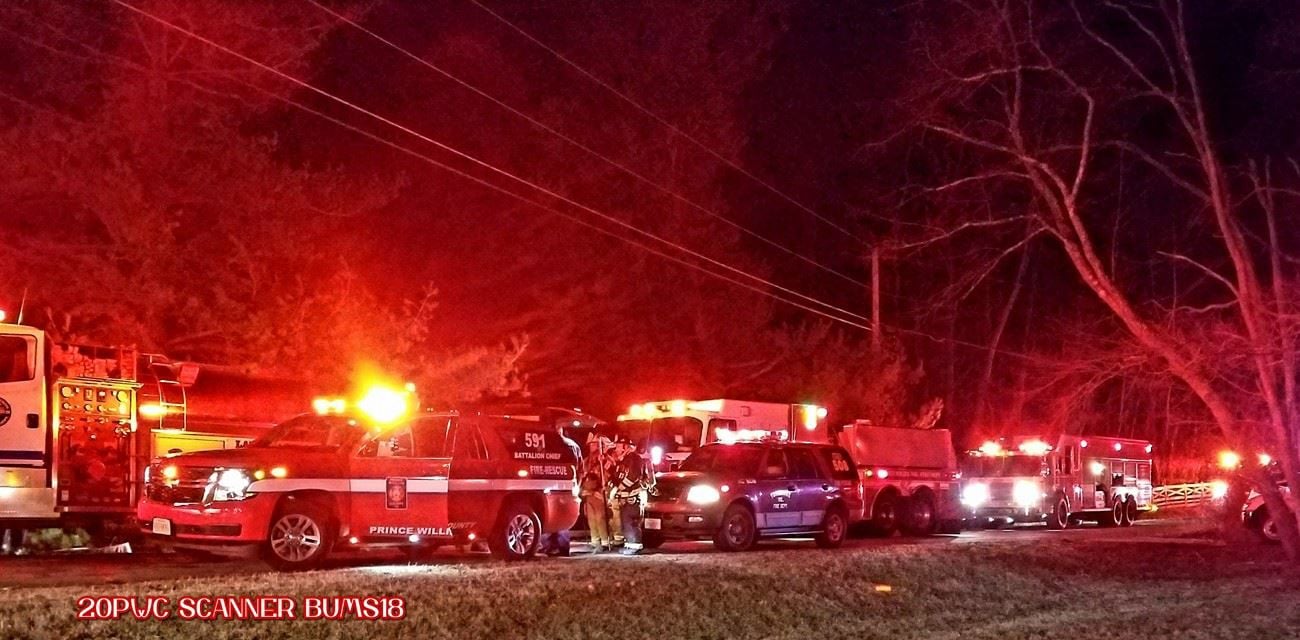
610,399,827,471
960,435,1154,529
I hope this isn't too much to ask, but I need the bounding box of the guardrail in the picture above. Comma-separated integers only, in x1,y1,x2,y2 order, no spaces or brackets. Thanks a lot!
1151,482,1217,509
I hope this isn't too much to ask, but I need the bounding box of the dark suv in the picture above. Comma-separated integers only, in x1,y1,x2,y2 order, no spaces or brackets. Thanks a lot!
643,441,860,551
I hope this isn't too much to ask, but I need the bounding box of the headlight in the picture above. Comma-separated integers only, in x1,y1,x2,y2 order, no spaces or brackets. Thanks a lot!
1012,480,1041,508
209,468,252,501
686,484,721,505
961,482,989,507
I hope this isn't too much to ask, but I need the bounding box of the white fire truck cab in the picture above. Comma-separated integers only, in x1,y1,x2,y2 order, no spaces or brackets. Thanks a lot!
611,399,828,471
960,434,1154,528
836,421,963,535
0,322,294,534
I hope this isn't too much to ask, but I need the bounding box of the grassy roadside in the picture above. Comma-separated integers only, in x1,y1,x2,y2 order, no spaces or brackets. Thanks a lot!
0,533,1296,640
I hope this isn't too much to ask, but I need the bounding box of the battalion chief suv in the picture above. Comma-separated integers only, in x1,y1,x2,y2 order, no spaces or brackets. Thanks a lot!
643,441,860,551
138,409,581,569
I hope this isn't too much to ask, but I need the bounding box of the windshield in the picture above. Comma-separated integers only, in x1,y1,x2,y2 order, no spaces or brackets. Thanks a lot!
250,414,364,451
961,455,1044,477
605,417,704,453
679,445,765,474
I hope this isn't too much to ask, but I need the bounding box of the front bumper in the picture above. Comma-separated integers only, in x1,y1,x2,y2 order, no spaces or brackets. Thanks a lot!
137,493,279,543
644,501,723,538
964,504,1048,524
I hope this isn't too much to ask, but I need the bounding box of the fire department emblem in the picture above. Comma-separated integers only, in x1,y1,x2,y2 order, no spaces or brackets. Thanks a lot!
0,397,10,427
385,477,407,510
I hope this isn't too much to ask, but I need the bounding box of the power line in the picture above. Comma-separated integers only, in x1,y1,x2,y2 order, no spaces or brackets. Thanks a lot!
32,1,1049,363
466,0,869,247
107,0,873,328
302,0,867,291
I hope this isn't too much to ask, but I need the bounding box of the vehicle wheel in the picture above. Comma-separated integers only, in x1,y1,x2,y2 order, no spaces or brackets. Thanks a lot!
489,500,542,560
1046,496,1070,530
1121,498,1137,527
1099,498,1123,527
713,503,757,552
262,500,334,571
815,506,848,549
902,492,937,536
642,531,665,550
1252,507,1281,544
870,492,900,536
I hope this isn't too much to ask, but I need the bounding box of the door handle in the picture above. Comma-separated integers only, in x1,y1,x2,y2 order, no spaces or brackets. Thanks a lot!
786,484,798,492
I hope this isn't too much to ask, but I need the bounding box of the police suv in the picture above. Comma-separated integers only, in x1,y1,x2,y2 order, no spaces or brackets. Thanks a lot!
643,441,860,551
138,407,582,569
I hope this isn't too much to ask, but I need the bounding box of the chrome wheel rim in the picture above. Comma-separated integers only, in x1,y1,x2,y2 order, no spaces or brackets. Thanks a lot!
725,513,752,545
270,514,322,563
505,513,536,555
1262,516,1280,541
826,513,845,542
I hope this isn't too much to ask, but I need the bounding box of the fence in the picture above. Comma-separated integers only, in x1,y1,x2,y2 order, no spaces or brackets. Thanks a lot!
1151,482,1219,509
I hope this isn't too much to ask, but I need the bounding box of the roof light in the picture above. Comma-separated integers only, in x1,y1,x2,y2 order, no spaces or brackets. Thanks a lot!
978,441,1002,455
1259,453,1272,466
356,385,410,424
670,400,687,416
271,466,288,479
1218,450,1241,470
1017,440,1051,456
139,403,168,419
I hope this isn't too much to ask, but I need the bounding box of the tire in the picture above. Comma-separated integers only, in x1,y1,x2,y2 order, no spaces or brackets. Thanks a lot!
642,531,665,550
1046,496,1070,530
1099,498,1123,527
489,500,542,560
902,492,937,536
262,500,334,571
713,503,757,552
815,506,848,549
1252,507,1281,544
1121,498,1137,527
869,491,900,536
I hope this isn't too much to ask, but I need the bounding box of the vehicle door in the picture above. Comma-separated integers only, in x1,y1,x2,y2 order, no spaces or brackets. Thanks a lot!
349,417,452,540
818,446,864,521
0,330,45,470
786,447,833,526
446,417,495,531
755,449,799,529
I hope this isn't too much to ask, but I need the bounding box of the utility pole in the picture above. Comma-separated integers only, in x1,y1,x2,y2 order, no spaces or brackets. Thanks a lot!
870,246,881,352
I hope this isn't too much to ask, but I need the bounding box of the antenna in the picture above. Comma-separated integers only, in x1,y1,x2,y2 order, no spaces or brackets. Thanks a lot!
16,287,27,324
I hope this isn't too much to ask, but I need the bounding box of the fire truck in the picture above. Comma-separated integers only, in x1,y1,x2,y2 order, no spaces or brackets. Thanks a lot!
959,434,1155,528
836,421,963,535
139,403,584,569
610,399,828,471
0,321,306,534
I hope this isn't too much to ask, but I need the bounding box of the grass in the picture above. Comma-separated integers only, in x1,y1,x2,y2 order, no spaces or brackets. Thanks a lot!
0,529,1296,640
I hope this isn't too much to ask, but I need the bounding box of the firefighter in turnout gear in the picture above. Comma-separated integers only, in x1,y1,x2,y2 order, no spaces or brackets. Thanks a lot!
611,438,654,555
581,437,614,553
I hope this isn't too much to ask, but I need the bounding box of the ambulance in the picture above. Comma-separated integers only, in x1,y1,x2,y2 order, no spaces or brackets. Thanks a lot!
610,399,828,471
960,434,1155,528
138,401,584,569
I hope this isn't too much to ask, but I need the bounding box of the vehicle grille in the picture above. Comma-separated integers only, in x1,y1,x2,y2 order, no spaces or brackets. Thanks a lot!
988,480,1015,502
652,485,683,503
146,465,214,505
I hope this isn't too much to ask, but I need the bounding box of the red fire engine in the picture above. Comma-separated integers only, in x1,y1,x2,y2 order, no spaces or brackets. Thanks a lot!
138,401,584,569
836,421,963,535
960,434,1155,528
0,321,306,534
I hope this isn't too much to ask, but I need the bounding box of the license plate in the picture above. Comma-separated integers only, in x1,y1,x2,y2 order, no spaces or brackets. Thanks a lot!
644,517,661,530
151,518,172,536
